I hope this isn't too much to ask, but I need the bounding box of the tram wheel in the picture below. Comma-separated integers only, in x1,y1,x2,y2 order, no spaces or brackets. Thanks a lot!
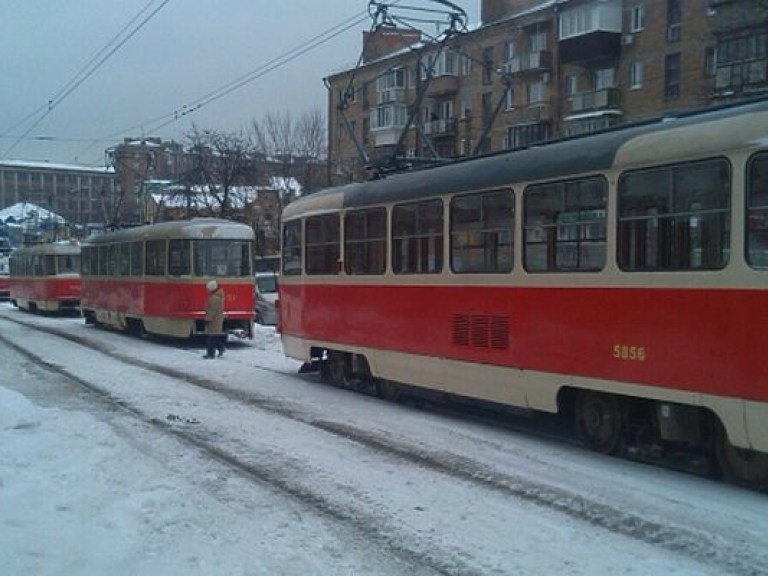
715,423,768,491
326,351,350,388
575,391,624,455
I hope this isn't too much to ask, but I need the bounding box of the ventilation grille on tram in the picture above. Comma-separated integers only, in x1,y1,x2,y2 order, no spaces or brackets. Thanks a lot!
451,314,509,350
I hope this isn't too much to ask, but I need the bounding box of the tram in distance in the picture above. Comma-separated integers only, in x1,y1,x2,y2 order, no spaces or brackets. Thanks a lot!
80,218,255,339
8,242,81,313
279,98,768,490
0,255,9,300
0,237,11,299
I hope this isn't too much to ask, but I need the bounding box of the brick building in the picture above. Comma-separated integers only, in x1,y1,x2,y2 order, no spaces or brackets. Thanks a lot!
326,0,768,184
0,160,119,239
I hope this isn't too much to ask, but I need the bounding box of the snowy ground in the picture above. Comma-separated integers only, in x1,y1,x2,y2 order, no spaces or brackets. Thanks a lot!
0,302,767,576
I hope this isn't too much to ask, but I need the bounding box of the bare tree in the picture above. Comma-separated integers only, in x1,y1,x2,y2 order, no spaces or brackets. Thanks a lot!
252,108,328,201
181,125,257,220
295,107,329,194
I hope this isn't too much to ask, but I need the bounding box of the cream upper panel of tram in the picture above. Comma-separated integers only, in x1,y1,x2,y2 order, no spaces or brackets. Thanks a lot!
612,108,768,170
282,187,347,221
85,218,254,244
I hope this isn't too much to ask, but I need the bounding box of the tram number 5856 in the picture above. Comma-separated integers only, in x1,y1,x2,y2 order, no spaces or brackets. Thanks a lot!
612,344,646,361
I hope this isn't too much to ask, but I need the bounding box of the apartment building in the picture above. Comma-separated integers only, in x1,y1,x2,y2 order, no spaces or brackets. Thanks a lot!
326,0,767,184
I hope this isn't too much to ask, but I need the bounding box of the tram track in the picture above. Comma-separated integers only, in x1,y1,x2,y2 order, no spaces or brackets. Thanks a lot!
2,314,767,576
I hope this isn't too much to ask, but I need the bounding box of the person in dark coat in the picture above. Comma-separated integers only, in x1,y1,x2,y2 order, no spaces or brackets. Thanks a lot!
203,279,226,358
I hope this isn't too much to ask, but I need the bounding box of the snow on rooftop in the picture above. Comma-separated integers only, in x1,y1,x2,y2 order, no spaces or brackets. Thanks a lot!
0,159,113,173
0,202,67,224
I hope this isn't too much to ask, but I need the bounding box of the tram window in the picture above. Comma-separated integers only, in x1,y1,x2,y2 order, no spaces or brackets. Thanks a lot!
523,176,607,272
282,220,303,276
146,240,167,276
107,244,121,276
392,199,444,274
116,244,130,276
345,208,386,275
44,255,56,275
81,247,92,276
168,239,191,276
97,246,109,275
130,242,143,276
618,158,730,271
451,190,514,273
746,153,768,268
193,240,251,277
306,214,340,275
57,255,79,274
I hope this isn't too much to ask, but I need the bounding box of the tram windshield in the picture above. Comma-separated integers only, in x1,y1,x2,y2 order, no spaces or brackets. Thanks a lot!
193,240,252,277
43,254,81,275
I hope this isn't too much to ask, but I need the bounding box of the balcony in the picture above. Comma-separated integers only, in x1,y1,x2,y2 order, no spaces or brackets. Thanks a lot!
377,87,406,105
558,0,622,64
370,104,409,147
425,74,460,97
502,51,553,75
422,118,458,137
508,102,553,124
568,87,621,114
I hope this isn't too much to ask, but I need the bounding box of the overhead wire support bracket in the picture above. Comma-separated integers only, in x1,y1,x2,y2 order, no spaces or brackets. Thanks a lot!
336,1,469,178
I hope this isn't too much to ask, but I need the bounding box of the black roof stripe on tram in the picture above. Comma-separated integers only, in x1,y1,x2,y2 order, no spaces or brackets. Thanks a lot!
334,97,768,210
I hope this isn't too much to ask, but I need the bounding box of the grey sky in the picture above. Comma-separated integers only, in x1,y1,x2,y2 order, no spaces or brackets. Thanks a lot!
0,0,478,167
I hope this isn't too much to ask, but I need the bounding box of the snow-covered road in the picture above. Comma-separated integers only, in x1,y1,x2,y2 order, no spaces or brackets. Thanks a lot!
1,303,766,576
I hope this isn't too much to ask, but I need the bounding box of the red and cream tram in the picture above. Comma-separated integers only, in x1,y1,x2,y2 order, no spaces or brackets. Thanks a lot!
80,218,255,339
0,255,9,299
9,242,81,312
279,99,768,490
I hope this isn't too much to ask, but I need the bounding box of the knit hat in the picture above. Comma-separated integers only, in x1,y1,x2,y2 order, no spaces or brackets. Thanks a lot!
206,280,218,292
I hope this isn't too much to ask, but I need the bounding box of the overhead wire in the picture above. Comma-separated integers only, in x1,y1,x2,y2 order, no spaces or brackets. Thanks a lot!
74,8,375,164
0,0,172,160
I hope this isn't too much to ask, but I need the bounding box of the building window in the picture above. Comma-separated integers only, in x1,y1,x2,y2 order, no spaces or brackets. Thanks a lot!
528,81,545,104
305,214,340,275
461,52,473,76
704,47,716,77
565,74,578,96
371,104,408,129
460,99,471,119
524,176,607,272
504,86,515,110
746,153,768,268
630,4,645,32
629,61,643,89
345,208,387,275
421,50,459,79
392,199,443,274
377,67,406,91
715,32,768,94
595,68,615,89
505,124,550,150
618,158,730,271
504,40,515,62
664,52,681,99
667,0,681,42
530,31,547,52
451,190,514,273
